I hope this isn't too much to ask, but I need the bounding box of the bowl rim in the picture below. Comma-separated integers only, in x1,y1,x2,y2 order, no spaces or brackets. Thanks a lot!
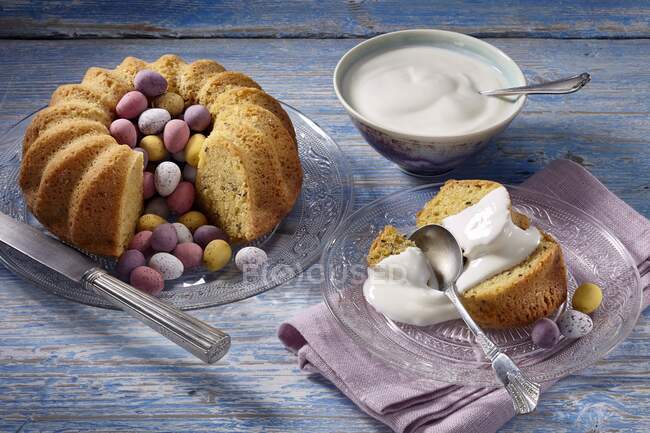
333,29,527,141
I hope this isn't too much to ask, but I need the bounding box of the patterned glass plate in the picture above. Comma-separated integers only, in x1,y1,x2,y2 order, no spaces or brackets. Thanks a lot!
0,102,353,310
321,184,642,385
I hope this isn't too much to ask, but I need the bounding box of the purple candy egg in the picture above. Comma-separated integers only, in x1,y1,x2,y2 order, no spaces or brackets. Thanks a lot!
150,223,178,252
144,196,170,219
116,90,148,119
173,242,203,270
116,249,146,280
193,224,229,248
184,104,211,131
110,118,137,147
143,171,155,199
130,266,164,295
531,318,560,349
129,230,153,253
163,119,190,153
134,69,168,97
182,164,196,183
133,147,149,168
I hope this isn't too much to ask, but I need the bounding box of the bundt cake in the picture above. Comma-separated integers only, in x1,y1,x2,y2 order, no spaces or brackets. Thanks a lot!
19,54,302,257
367,180,567,329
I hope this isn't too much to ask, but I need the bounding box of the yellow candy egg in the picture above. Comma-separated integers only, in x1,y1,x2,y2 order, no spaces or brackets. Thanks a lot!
184,133,206,167
572,282,603,314
137,213,167,232
177,210,208,233
139,135,168,161
203,239,232,272
152,92,184,117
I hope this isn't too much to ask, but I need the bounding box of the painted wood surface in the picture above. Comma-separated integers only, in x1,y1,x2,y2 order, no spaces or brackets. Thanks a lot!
2,1,650,39
0,37,649,433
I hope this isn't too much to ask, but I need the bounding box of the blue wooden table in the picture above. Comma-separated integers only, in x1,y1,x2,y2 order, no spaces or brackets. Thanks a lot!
1,2,649,432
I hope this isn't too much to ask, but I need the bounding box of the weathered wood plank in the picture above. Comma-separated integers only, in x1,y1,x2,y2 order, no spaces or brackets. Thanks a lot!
1,1,650,39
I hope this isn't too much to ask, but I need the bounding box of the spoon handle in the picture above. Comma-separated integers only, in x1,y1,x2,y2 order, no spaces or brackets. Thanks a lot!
480,72,590,96
445,286,540,415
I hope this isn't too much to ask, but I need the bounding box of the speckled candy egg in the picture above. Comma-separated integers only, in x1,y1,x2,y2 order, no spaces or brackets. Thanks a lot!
139,135,168,161
134,69,168,97
142,171,155,199
166,181,195,215
184,133,205,167
193,224,229,248
572,282,603,314
149,252,184,280
154,161,181,197
150,223,178,252
184,104,211,131
182,164,197,183
128,230,153,253
116,90,148,119
163,119,190,153
531,318,561,349
172,222,193,244
144,196,170,219
153,92,184,117
133,147,149,168
137,213,167,232
557,310,593,339
116,249,146,280
138,108,171,135
235,247,268,272
178,211,208,233
130,266,164,295
203,239,232,272
110,118,137,147
173,242,203,270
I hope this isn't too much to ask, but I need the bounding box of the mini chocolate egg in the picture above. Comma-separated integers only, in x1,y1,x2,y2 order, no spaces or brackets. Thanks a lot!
145,196,170,219
173,242,203,270
139,135,168,161
172,222,193,244
137,213,167,232
142,171,155,199
149,252,184,280
163,119,190,153
128,230,153,253
130,266,164,295
150,223,178,252
235,247,268,272
178,211,208,233
110,118,137,147
182,164,197,183
133,147,149,168
153,92,184,117
531,318,560,349
557,310,593,339
134,69,168,97
154,161,181,197
573,282,603,314
184,104,211,131
184,133,205,167
193,224,229,248
116,249,146,280
116,90,148,119
138,108,171,135
166,181,195,215
203,239,232,272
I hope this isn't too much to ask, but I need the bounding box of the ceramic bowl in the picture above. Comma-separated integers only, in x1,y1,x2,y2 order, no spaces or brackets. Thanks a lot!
333,29,527,177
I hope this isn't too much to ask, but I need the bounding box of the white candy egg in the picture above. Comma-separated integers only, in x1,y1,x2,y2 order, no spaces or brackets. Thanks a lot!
154,161,181,197
557,309,593,339
173,222,193,244
149,252,184,280
138,108,171,135
235,247,268,272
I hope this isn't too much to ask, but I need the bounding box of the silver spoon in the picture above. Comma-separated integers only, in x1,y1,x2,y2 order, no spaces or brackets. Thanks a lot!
480,72,590,96
409,224,540,415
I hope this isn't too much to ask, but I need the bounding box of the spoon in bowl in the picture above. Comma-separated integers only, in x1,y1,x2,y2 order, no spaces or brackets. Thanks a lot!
409,224,541,415
480,72,590,96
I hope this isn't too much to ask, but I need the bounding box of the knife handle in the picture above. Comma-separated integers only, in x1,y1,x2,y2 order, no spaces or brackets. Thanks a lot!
82,268,230,364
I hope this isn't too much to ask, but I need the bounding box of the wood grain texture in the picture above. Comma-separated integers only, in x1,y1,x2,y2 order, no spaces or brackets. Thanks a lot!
2,1,650,39
0,37,649,432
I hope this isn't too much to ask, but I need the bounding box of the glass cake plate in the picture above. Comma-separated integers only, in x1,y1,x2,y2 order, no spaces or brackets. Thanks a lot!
0,102,353,310
321,184,642,385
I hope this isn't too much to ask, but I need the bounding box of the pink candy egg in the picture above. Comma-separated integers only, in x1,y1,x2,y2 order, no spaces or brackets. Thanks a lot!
134,69,168,97
163,119,190,153
173,242,203,270
116,90,148,119
129,230,153,253
184,105,211,131
150,223,178,252
110,118,137,147
130,266,164,295
143,171,155,199
166,181,195,214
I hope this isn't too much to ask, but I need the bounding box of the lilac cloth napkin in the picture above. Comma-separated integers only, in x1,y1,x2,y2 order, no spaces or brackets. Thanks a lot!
278,159,650,433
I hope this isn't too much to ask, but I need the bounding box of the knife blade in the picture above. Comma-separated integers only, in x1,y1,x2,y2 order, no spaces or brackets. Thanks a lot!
0,211,230,364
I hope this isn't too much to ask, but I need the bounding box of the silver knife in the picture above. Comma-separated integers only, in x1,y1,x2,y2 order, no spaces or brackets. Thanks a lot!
0,211,230,364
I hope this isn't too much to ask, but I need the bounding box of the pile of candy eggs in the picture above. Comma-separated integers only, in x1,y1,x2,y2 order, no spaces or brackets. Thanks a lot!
530,282,603,349
111,69,268,294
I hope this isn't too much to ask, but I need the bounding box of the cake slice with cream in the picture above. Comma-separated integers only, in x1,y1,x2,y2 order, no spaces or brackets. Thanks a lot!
364,180,567,329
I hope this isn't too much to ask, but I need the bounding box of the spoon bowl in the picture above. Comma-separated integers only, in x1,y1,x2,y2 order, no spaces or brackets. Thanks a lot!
409,224,463,289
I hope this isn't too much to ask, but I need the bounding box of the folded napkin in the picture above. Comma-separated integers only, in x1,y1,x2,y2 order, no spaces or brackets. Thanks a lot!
278,159,650,433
